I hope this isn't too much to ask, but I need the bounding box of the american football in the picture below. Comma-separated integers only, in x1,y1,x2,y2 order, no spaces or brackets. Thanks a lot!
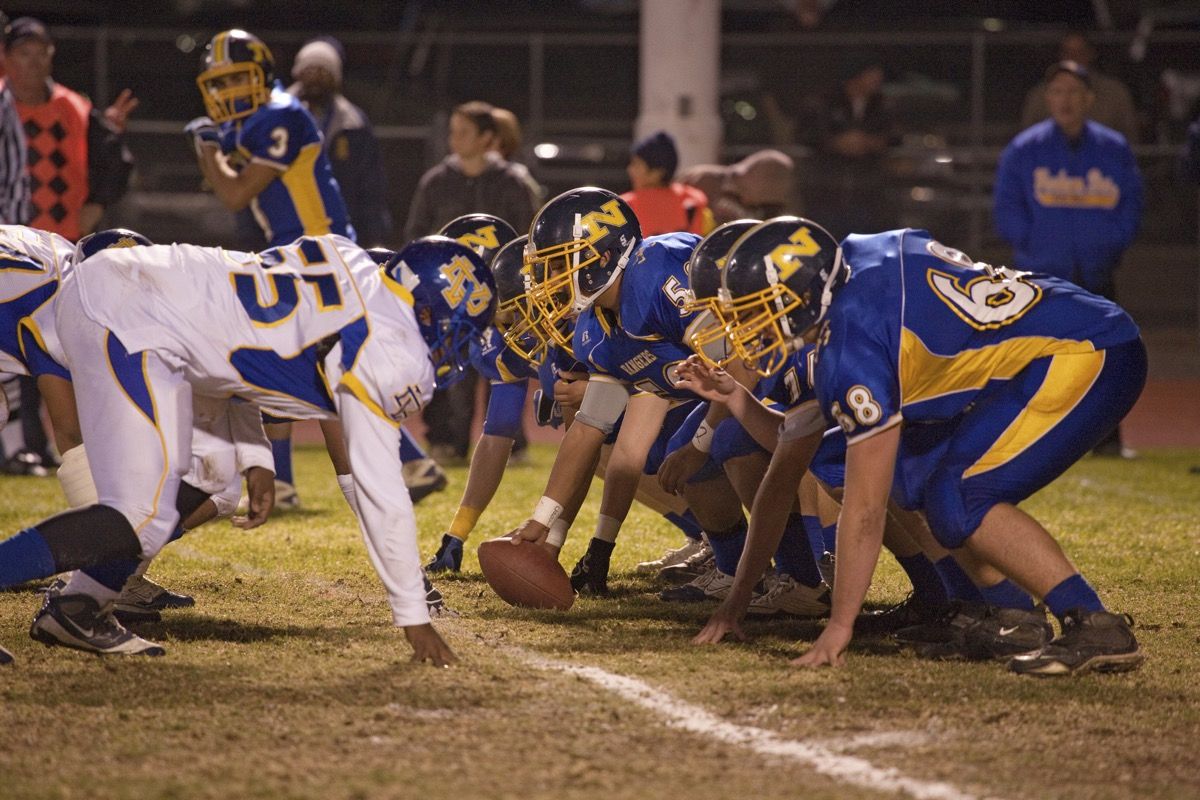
478,536,575,611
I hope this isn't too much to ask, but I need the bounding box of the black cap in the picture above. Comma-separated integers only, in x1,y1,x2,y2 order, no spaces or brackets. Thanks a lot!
1045,60,1091,88
5,17,51,49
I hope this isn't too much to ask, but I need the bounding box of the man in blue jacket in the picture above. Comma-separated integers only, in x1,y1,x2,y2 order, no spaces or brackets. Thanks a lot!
994,60,1142,457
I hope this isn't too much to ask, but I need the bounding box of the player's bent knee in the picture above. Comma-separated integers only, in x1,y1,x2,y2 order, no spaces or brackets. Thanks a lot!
38,504,142,571
922,470,976,549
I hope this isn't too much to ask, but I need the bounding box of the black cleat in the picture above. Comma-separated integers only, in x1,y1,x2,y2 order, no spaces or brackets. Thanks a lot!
0,644,13,665
570,538,614,596
963,605,1054,659
403,458,449,505
423,571,456,618
855,593,951,636
1009,609,1144,676
30,594,166,656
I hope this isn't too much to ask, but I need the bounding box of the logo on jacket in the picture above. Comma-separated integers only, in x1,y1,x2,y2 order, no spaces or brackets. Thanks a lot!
1034,168,1120,209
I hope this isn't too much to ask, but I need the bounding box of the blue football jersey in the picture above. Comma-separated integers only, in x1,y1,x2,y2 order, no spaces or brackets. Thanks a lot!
814,228,1141,443
220,85,353,247
571,232,701,399
755,344,818,409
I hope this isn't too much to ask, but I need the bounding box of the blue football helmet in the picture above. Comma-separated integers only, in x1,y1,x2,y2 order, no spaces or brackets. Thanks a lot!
385,236,496,388
73,228,153,265
197,29,275,124
682,219,760,368
438,214,519,268
721,216,844,377
525,187,640,350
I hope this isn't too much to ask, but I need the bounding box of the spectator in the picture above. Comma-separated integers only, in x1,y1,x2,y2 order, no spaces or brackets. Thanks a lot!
1021,32,1139,145
0,9,30,225
491,106,543,205
1,17,133,241
620,130,713,236
1,16,134,476
994,60,1143,457
406,101,537,463
287,37,393,247
404,101,537,241
815,61,894,238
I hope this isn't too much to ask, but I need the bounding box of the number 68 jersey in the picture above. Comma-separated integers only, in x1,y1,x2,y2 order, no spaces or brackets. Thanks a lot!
71,234,433,425
813,228,1140,443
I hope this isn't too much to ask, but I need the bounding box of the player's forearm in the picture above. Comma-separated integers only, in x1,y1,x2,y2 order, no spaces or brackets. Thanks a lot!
828,499,886,630
460,433,514,511
725,387,784,452
539,421,607,511
199,150,255,210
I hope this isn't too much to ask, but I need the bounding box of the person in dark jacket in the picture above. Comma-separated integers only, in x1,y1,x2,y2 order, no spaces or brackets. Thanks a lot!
287,37,393,246
405,101,537,463
994,60,1143,457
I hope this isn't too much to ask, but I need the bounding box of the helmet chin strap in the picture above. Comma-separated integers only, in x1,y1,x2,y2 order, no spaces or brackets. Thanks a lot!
573,235,636,312
817,246,845,323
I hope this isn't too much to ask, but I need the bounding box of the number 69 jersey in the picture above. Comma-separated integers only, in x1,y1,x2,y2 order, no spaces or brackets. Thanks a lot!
71,234,433,426
814,228,1140,443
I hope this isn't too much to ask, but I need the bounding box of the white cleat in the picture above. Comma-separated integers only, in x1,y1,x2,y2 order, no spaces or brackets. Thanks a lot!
637,537,708,575
747,574,831,618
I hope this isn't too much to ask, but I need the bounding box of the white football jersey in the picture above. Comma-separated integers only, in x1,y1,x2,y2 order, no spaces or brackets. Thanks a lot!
0,225,73,377
72,234,434,423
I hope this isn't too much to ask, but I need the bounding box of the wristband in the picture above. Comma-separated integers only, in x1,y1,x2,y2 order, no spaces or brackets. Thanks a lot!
546,518,569,549
532,495,565,528
691,420,714,453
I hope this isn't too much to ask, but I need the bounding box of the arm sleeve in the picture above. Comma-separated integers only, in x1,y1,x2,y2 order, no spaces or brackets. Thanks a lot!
85,109,134,208
229,401,273,474
992,144,1030,250
338,385,430,627
482,379,528,439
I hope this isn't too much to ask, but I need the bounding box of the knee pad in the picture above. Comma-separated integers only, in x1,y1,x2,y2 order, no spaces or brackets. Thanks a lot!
176,481,211,522
38,504,142,571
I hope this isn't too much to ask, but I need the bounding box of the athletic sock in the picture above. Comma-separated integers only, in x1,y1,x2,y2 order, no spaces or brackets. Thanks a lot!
270,437,294,486
979,578,1035,610
1043,573,1105,621
801,515,825,562
707,519,747,576
67,563,132,602
664,510,704,541
774,514,824,587
399,429,426,463
0,528,56,588
821,522,838,555
934,555,986,603
896,552,949,608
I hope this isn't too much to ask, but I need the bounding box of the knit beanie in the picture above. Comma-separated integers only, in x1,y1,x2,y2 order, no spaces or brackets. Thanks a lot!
632,130,679,181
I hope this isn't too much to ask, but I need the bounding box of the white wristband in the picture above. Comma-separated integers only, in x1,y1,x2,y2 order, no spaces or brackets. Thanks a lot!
691,421,714,453
546,518,569,549
532,495,565,528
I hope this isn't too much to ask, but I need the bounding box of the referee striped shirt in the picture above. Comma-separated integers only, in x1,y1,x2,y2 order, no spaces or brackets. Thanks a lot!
0,85,30,224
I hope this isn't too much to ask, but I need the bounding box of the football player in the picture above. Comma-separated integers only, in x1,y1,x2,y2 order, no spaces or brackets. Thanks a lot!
1,226,273,629
0,233,494,666
700,218,1146,676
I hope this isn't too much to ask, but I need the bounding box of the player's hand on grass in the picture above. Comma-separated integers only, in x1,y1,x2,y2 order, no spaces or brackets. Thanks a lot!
404,623,457,667
790,620,852,668
673,356,737,404
232,466,275,530
658,442,709,495
693,602,748,645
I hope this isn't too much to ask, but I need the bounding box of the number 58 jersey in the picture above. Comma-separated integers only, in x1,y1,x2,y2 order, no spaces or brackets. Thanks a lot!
70,234,433,424
814,228,1140,443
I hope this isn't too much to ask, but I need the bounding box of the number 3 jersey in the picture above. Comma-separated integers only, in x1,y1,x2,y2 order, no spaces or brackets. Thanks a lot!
219,85,352,247
70,234,434,426
814,228,1140,444
571,232,702,398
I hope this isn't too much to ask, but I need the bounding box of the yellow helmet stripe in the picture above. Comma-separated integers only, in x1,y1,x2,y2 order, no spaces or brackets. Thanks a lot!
213,31,228,63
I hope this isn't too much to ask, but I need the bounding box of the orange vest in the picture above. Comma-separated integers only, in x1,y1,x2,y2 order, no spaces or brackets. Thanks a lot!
11,83,91,241
621,183,714,237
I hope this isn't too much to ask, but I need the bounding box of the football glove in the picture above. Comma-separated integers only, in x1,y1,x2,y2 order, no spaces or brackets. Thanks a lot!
533,388,563,429
184,116,221,153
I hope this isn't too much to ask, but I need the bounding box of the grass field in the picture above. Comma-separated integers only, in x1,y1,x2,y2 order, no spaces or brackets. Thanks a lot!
2,444,1199,800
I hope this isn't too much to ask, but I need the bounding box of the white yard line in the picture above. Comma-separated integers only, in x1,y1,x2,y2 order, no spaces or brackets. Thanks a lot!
519,650,984,800
168,545,990,800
